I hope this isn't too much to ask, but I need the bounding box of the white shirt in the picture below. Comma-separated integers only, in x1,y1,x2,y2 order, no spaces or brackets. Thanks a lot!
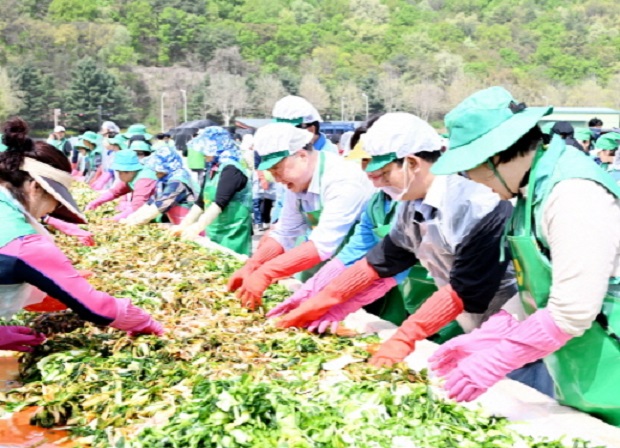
542,179,620,336
270,151,375,259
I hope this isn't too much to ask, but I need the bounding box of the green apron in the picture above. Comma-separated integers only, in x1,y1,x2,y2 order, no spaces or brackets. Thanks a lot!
187,145,206,170
295,152,355,282
203,161,252,256
507,138,620,426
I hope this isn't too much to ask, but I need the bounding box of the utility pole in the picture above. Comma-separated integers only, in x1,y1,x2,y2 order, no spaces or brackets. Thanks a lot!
97,105,103,128
362,93,369,120
160,92,167,132
180,89,188,123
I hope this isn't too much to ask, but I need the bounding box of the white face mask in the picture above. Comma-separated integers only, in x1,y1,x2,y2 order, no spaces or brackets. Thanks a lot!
390,160,415,201
381,186,403,200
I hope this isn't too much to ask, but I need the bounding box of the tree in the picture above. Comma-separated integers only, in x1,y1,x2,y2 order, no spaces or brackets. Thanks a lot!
375,67,404,112
0,67,23,121
299,75,330,114
10,63,51,126
339,82,364,121
403,82,445,121
206,72,248,126
250,74,287,116
48,0,100,22
64,57,131,128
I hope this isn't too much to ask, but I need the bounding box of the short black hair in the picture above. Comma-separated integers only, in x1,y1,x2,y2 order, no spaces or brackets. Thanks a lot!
298,121,320,135
588,117,603,127
416,151,443,163
350,113,385,150
496,126,543,164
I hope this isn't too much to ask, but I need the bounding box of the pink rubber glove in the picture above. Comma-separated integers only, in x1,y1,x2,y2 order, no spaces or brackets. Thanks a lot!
307,276,398,333
0,326,46,352
266,258,346,319
428,310,519,377
110,298,164,336
46,217,95,246
437,309,572,402
86,191,115,211
91,171,113,191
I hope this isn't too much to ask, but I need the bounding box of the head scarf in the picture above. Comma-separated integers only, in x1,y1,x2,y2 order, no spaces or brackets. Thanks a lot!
143,146,185,183
191,126,241,166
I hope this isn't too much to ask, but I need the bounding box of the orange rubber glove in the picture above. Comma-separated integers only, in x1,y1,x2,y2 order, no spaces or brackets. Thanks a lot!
237,241,322,310
369,285,464,368
277,258,380,328
227,237,284,293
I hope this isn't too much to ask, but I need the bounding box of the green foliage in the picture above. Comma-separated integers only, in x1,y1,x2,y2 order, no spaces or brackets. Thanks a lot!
10,63,53,126
48,0,100,21
64,57,131,128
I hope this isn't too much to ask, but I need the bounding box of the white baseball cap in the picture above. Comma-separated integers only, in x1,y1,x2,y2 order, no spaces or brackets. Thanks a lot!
254,123,314,170
54,126,66,133
272,95,322,125
364,112,442,172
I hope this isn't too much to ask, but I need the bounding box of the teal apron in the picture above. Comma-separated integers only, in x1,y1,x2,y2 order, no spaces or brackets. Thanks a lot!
203,161,252,256
507,138,620,426
296,152,355,281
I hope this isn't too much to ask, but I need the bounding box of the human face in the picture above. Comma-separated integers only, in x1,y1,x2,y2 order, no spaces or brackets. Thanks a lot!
136,151,148,160
267,151,315,193
156,172,167,179
465,152,536,200
25,180,59,219
365,161,404,189
204,155,215,163
599,150,616,164
118,171,138,183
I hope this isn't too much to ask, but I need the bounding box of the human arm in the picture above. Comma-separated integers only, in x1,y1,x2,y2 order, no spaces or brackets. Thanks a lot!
43,216,94,246
0,326,46,352
335,208,380,267
542,179,620,336
1,235,162,335
86,181,131,211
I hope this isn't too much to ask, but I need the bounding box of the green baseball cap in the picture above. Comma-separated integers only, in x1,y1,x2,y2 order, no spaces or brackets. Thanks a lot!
432,87,553,175
595,132,620,151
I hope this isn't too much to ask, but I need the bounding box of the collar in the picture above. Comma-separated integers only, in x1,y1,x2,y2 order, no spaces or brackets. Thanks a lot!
304,152,324,196
313,133,327,151
411,176,446,221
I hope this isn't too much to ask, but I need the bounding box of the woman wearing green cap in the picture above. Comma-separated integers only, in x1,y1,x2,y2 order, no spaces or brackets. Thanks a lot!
129,140,154,161
427,86,620,426
85,149,158,221
78,131,103,184
593,132,620,172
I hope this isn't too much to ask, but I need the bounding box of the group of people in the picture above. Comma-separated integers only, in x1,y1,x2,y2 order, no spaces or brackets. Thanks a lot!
1,87,619,429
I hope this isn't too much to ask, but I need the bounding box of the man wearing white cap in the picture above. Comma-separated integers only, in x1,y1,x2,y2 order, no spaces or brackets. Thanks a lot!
228,122,374,310
269,113,556,393
47,126,72,157
272,95,338,153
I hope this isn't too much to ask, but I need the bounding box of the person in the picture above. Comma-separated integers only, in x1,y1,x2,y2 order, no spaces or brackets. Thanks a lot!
252,150,276,232
69,127,92,175
228,122,374,310
47,126,72,157
91,122,123,191
85,149,158,221
186,129,207,186
338,131,355,156
75,132,102,183
170,127,252,255
272,95,338,153
272,113,555,394
130,140,154,161
0,118,162,353
550,121,585,152
120,146,196,226
574,127,593,154
123,124,152,144
267,117,441,333
593,132,620,171
427,86,620,426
